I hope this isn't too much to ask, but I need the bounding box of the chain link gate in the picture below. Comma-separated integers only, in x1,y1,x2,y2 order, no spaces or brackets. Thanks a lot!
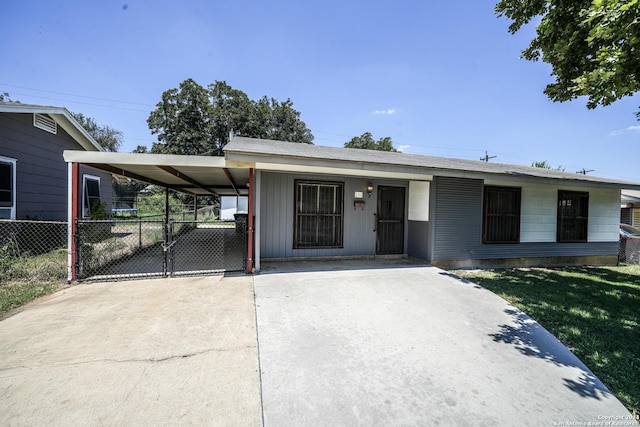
620,236,640,265
76,218,247,281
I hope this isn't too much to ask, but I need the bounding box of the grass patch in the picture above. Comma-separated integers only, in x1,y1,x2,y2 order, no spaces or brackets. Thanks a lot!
454,265,640,416
0,249,67,316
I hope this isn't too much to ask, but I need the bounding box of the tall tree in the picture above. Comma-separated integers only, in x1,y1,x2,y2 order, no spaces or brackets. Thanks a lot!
495,0,640,116
71,112,123,152
147,79,214,155
344,132,397,152
148,79,313,156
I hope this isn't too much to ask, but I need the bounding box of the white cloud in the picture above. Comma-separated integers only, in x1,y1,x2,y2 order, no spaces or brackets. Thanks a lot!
610,125,640,136
373,108,396,115
396,145,410,152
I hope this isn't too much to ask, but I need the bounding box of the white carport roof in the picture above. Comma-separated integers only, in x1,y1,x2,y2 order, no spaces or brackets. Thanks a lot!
63,151,251,196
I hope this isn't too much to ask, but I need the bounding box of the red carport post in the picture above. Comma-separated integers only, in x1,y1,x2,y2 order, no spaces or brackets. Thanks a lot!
247,168,254,274
68,162,80,282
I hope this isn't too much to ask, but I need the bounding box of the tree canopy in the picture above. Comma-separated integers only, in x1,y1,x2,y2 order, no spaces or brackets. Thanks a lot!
147,79,313,156
344,132,397,152
495,0,640,116
531,160,565,171
71,112,123,152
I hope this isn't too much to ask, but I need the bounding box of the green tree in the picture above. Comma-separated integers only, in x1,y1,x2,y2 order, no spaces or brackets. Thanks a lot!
0,92,12,102
344,132,397,152
71,112,123,152
132,145,148,153
531,160,565,171
148,79,313,156
495,0,640,116
147,79,215,155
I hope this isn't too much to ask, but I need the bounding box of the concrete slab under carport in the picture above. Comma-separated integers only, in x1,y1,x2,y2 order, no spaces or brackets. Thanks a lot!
254,261,635,427
0,276,261,426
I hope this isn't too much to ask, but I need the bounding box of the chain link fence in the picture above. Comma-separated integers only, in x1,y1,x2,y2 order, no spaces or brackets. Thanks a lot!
620,237,640,265
0,220,67,257
76,218,247,281
0,220,68,284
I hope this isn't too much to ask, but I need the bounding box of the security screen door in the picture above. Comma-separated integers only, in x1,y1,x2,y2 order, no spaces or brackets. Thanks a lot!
376,186,405,254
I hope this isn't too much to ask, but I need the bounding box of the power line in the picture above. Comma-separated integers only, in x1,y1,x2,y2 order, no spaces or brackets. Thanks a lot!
5,91,151,113
0,83,155,107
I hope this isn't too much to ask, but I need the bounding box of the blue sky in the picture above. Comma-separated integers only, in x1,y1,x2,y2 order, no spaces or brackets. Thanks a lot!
1,0,639,183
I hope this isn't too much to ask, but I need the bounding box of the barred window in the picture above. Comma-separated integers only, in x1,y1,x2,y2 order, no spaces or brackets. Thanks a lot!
294,180,344,248
483,186,521,243
557,191,589,242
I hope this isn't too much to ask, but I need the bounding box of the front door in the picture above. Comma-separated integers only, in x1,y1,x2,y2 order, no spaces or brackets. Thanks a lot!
376,186,405,254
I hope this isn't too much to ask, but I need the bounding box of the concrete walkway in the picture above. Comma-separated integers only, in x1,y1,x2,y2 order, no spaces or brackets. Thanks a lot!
1,261,637,426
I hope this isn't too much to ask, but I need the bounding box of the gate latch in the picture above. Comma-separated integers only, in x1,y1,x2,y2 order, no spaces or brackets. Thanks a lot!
161,241,176,252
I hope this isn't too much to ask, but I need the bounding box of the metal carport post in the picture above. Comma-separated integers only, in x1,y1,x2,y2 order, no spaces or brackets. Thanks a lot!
247,168,254,274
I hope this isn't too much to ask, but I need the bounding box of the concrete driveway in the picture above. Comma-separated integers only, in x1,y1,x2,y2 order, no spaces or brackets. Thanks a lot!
1,261,637,426
0,276,261,426
254,262,636,427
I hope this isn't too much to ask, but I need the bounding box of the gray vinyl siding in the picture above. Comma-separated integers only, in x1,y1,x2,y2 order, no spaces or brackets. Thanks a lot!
260,172,397,258
0,113,110,221
407,220,429,260
431,176,619,261
432,177,483,261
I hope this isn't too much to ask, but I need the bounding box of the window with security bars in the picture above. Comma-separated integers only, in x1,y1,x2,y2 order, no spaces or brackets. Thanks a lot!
557,191,589,242
294,180,344,248
483,186,521,243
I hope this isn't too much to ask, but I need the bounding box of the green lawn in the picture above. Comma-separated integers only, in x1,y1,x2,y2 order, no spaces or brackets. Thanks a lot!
0,249,67,316
454,265,640,416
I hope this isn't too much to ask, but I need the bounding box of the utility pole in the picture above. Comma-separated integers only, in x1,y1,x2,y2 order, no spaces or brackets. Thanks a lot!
480,151,497,162
576,168,594,175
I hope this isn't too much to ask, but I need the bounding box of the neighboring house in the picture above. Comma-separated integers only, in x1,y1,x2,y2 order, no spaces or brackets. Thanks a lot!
0,102,112,221
64,136,640,273
621,190,640,227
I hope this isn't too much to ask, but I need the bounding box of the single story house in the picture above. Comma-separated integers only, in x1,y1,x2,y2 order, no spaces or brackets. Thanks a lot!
0,102,112,221
621,190,640,227
63,136,640,276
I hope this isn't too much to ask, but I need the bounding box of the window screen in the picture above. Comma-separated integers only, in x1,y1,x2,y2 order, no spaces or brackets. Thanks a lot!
0,159,15,219
83,176,102,217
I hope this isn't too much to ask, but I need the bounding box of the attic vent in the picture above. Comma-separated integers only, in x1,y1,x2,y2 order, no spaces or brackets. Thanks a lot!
33,113,57,134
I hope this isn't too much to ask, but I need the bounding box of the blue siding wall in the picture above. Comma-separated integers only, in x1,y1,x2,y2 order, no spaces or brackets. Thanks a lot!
260,172,407,259
0,113,110,221
407,220,429,260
